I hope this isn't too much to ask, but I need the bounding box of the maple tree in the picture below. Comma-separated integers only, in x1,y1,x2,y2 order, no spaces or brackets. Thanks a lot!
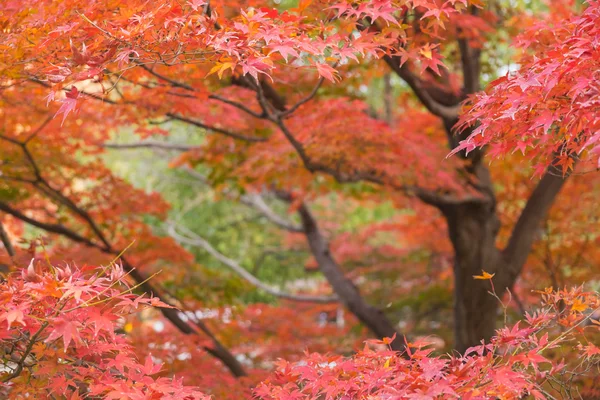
1,0,600,398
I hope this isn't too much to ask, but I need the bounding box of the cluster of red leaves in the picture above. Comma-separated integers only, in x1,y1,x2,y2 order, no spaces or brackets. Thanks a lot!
0,260,208,399
1,0,472,94
456,1,600,174
125,302,364,398
255,286,600,400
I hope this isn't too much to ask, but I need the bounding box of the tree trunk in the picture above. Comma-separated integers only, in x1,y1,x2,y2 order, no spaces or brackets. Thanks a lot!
441,197,506,352
438,156,569,352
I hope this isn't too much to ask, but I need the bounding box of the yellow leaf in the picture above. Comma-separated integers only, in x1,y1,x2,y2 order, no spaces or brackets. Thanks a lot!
217,62,234,79
571,298,588,313
124,322,133,333
473,270,495,280
420,48,432,60
207,63,222,77
207,62,235,79
383,357,391,368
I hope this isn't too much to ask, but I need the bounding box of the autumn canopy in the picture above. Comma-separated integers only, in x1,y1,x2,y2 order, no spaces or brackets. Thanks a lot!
1,0,600,398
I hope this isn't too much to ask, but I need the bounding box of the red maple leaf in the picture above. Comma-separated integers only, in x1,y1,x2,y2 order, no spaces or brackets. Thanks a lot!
54,86,80,125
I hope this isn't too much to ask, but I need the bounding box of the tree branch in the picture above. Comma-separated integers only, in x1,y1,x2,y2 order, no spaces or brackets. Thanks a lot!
279,77,325,118
0,220,15,257
271,116,483,208
0,201,104,249
240,194,304,233
208,93,266,119
231,75,288,112
167,223,337,303
383,56,460,121
102,141,196,152
457,7,481,95
138,63,196,91
2,321,49,383
503,164,571,279
166,112,267,142
287,198,405,351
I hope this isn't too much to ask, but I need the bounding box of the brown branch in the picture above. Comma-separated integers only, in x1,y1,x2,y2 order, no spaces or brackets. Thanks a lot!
457,7,481,95
355,19,460,121
383,56,460,121
2,321,49,383
3,134,114,251
503,164,571,279
0,201,103,249
285,197,405,352
0,220,15,257
272,115,482,207
208,93,265,119
29,78,123,105
166,112,267,142
458,37,481,95
230,75,288,112
138,64,196,91
279,77,325,118
0,135,247,377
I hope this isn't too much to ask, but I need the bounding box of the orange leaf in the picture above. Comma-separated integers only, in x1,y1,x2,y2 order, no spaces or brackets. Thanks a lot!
298,0,313,12
473,270,495,280
571,298,588,313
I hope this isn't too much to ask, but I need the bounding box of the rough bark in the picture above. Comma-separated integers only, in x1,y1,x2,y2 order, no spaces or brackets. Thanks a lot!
440,167,568,352
440,199,503,352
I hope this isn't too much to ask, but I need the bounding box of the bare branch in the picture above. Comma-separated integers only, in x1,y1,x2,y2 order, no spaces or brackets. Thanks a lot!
102,141,196,152
457,7,481,95
0,201,103,250
138,63,196,91
503,163,571,278
240,194,304,233
166,112,267,142
0,220,15,257
208,93,265,119
167,223,338,303
279,77,325,118
292,201,405,352
383,56,460,121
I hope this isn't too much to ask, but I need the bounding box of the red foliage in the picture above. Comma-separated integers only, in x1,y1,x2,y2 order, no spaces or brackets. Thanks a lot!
1,0,600,398
0,260,208,399
457,1,600,173
256,286,600,399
